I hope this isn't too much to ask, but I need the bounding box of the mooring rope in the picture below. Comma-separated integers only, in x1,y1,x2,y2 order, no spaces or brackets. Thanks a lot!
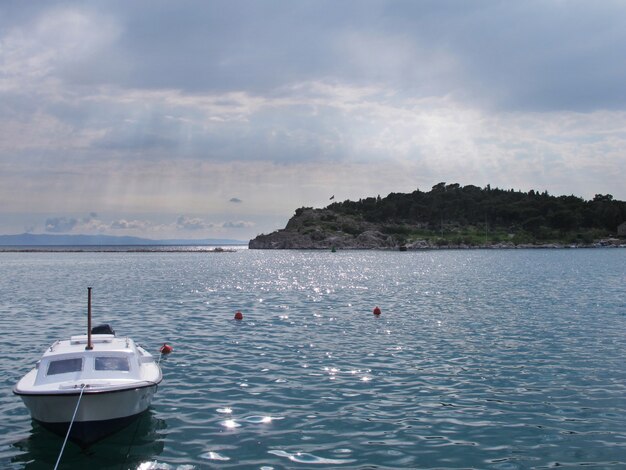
121,410,146,470
54,383,86,470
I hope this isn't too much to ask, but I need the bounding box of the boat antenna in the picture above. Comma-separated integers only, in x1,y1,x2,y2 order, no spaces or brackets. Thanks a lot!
86,287,93,350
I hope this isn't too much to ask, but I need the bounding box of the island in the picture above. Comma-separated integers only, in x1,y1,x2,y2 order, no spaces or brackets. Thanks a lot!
249,183,626,250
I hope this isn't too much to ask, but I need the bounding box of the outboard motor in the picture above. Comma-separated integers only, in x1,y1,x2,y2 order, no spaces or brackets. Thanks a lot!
91,324,116,336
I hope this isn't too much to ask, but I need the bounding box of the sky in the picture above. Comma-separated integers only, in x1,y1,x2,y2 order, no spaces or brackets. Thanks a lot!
1,0,625,241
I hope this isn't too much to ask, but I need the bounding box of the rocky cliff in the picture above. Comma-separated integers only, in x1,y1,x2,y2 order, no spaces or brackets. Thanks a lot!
249,208,399,249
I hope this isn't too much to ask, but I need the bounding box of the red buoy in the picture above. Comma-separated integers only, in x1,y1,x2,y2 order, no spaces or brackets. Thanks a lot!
373,306,382,316
160,343,173,354
234,310,243,320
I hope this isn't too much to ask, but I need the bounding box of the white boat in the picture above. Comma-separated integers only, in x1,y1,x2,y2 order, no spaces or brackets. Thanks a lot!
13,289,163,447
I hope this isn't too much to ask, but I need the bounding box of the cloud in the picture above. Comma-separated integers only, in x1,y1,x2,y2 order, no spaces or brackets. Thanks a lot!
45,216,78,233
37,213,245,237
110,219,149,230
43,213,104,233
5,2,626,115
175,215,254,231
176,215,212,231
222,220,255,229
3,2,626,168
229,197,242,203
51,3,626,111
0,6,120,93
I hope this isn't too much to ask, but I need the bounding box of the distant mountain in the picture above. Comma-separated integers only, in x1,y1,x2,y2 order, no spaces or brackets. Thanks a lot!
0,233,246,246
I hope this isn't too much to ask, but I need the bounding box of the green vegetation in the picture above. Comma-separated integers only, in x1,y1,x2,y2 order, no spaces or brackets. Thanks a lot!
325,183,626,246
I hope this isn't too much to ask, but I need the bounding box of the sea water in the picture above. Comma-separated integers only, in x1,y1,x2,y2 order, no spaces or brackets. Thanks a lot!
0,249,624,469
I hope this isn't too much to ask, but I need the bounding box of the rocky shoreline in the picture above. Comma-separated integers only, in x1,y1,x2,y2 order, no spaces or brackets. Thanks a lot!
249,233,625,250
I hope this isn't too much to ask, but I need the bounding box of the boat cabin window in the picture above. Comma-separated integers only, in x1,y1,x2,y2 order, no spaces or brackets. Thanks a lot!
47,358,83,375
95,356,130,372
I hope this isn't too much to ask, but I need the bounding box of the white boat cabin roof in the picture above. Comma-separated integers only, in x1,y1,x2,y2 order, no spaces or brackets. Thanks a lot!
44,334,132,356
31,334,157,388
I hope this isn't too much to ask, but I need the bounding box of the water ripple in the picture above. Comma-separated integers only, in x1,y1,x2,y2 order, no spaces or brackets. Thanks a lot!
1,250,625,469
268,449,356,464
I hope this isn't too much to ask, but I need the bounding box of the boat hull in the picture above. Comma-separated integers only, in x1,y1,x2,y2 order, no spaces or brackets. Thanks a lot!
18,384,158,446
36,411,145,447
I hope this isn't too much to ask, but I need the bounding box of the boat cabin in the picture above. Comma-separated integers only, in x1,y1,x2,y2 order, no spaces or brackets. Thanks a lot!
33,334,155,388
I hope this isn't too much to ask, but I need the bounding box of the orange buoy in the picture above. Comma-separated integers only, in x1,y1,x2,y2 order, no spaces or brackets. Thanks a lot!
234,310,243,320
373,306,382,316
160,343,173,354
